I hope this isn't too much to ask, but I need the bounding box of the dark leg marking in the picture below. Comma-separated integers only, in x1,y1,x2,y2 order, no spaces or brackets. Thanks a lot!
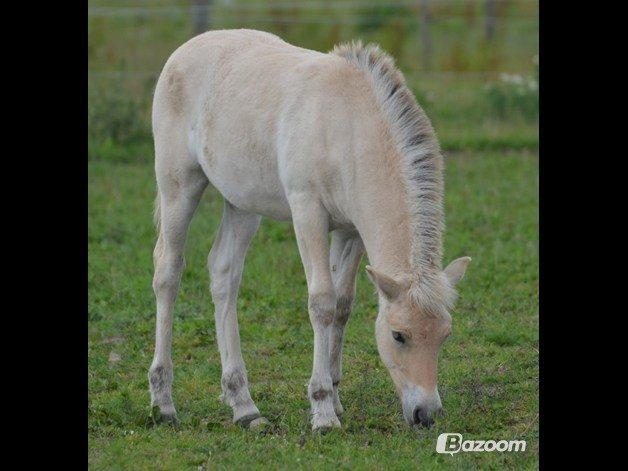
149,365,170,393
235,412,262,428
222,369,246,394
311,389,332,401
334,296,353,325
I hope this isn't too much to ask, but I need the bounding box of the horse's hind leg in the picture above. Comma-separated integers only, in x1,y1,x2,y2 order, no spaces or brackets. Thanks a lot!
149,156,207,425
329,231,365,417
208,201,266,428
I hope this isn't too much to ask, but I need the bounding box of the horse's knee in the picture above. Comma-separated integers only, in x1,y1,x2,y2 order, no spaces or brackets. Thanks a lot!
334,294,353,326
308,291,336,326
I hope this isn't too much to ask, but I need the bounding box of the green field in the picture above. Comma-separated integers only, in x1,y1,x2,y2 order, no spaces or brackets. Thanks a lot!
88,1,538,467
88,150,539,469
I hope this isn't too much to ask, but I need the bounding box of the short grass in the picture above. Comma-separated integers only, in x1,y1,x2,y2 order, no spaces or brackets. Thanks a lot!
88,150,538,470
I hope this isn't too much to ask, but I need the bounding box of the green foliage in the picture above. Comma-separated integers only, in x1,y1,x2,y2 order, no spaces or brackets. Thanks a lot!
88,77,154,162
483,67,539,121
87,0,539,162
88,151,539,468
88,89,150,145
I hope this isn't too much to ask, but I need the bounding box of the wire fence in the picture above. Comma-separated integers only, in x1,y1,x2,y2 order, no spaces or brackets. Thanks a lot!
89,14,537,23
89,0,538,71
88,0,539,159
89,0,539,16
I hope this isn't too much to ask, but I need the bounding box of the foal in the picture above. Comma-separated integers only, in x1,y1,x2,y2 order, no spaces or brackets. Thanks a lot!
149,29,470,431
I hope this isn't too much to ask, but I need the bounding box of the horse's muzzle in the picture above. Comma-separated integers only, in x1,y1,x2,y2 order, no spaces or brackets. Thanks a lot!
402,386,442,427
412,406,441,427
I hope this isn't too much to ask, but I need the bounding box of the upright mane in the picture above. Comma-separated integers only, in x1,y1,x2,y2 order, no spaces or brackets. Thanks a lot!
331,41,455,310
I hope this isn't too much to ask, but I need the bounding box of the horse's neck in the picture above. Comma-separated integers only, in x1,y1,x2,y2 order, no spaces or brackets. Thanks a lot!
352,151,414,276
360,217,413,277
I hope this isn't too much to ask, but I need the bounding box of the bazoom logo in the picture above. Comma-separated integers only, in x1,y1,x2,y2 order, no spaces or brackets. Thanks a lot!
436,433,526,455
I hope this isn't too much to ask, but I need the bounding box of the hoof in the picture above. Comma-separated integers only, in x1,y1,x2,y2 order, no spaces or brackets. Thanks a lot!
311,414,341,433
248,417,271,430
151,405,179,427
235,412,268,429
333,396,344,417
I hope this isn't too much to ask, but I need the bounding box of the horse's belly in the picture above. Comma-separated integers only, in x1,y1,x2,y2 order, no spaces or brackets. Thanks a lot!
218,181,292,221
200,152,293,221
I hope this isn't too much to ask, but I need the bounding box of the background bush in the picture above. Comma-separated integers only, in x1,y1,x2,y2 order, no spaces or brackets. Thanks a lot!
88,0,539,162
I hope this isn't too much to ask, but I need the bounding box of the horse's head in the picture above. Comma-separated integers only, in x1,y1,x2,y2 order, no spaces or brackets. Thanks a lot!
366,257,471,427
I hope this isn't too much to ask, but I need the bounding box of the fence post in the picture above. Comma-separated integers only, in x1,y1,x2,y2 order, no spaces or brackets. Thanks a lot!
193,0,213,35
485,0,496,40
419,0,432,71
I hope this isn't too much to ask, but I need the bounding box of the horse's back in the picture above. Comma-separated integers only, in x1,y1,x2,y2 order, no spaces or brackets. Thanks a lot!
152,29,295,130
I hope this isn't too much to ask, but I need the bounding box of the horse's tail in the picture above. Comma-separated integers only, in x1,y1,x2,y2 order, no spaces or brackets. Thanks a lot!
153,188,161,234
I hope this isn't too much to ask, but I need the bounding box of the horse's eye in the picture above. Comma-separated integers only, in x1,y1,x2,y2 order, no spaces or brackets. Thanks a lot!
392,331,405,344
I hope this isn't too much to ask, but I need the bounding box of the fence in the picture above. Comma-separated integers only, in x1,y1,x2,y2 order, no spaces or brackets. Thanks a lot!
88,0,539,161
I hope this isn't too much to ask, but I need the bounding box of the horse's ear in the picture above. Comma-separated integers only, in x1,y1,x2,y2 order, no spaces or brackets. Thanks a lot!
365,266,407,301
444,257,472,285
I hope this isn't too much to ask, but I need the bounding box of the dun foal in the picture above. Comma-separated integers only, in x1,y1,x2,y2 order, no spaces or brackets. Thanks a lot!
149,29,471,431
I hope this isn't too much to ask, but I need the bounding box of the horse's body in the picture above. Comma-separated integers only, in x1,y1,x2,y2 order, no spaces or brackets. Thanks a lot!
149,29,470,430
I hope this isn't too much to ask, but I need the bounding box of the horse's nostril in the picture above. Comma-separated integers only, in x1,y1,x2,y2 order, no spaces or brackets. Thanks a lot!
413,407,423,424
413,407,435,427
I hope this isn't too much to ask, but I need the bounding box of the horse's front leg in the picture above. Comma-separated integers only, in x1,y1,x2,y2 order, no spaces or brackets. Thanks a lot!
289,193,340,431
329,231,365,417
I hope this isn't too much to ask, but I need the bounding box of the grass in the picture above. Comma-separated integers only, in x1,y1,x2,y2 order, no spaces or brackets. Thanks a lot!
88,150,539,469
